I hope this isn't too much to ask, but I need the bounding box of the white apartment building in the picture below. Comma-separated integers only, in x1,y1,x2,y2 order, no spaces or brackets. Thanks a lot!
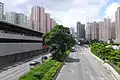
0,2,4,20
17,13,27,27
5,12,18,24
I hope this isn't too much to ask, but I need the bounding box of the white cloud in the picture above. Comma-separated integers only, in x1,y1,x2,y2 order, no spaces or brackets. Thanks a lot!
12,0,29,6
46,0,108,31
104,2,120,22
2,0,109,31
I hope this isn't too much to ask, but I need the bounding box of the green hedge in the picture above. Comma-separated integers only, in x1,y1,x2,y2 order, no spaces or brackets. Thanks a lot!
90,42,120,74
90,43,113,60
42,62,61,80
60,50,70,62
113,42,120,46
18,60,61,80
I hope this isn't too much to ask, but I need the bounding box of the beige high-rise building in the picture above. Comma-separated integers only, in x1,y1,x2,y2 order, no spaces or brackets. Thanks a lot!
91,22,99,40
111,22,116,39
86,22,92,40
86,22,99,40
102,18,111,41
99,21,104,40
115,7,120,39
86,18,114,41
45,13,51,32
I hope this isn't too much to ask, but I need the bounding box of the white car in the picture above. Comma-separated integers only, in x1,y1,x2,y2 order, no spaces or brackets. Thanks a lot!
71,47,76,52
78,42,80,45
29,61,40,69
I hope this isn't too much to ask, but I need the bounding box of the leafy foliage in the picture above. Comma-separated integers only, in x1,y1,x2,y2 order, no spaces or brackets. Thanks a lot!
42,62,61,80
43,25,75,61
90,42,120,67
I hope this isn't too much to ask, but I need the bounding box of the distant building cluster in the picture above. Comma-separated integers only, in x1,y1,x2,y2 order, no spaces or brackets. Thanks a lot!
85,7,120,42
86,18,115,42
0,2,57,33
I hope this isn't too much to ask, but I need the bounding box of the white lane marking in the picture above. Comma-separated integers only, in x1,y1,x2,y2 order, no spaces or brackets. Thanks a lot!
96,60,97,63
56,65,65,80
73,63,76,65
72,68,74,73
104,76,108,80
89,75,95,80
86,71,89,74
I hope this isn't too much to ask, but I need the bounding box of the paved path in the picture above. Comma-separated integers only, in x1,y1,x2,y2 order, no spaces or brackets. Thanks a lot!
56,45,115,80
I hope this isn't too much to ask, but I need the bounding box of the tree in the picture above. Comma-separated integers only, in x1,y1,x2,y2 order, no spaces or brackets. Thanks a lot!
42,25,75,61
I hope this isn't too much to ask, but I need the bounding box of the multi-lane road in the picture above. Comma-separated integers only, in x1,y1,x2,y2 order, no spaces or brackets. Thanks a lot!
56,45,115,80
0,53,51,80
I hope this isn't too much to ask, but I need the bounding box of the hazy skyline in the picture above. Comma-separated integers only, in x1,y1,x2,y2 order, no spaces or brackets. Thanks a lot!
1,0,120,30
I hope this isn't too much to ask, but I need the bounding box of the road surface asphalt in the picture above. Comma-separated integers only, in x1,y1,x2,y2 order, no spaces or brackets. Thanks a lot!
0,53,51,80
56,45,115,80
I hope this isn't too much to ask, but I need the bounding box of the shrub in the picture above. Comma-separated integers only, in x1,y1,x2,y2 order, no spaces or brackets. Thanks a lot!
60,50,70,62
42,62,62,80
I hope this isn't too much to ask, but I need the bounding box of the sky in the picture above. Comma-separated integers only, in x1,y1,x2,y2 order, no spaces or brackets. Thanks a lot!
1,0,120,31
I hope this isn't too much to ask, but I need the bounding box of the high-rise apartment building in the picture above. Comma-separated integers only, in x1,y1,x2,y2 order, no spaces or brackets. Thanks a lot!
5,12,18,24
27,20,32,29
52,19,57,28
70,27,75,37
0,2,4,20
103,18,111,41
91,22,99,40
17,13,27,27
77,22,81,39
45,13,50,32
86,22,92,40
86,18,112,41
50,18,57,30
98,21,104,40
30,6,45,33
115,7,120,39
111,22,116,39
77,22,85,39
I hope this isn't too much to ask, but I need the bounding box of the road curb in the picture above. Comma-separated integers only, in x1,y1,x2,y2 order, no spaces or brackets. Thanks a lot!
52,52,71,80
89,48,120,80
52,63,63,80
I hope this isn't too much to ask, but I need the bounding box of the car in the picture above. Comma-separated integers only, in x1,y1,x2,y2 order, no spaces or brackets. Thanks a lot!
78,42,80,45
29,61,40,69
71,47,76,52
